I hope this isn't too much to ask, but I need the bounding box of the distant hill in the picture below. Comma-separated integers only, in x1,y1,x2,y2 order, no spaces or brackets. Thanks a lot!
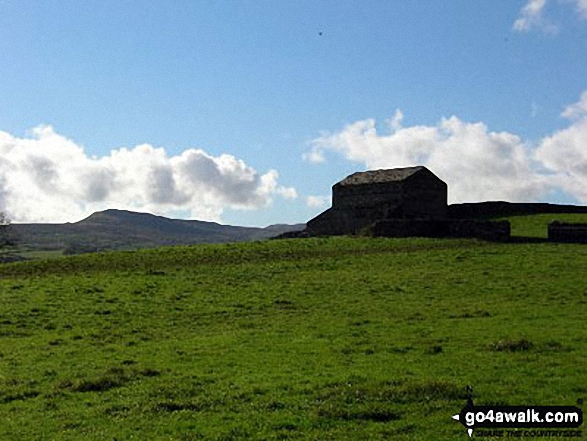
11,209,305,254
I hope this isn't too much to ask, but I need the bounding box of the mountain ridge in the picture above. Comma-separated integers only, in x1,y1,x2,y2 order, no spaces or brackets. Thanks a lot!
12,209,305,254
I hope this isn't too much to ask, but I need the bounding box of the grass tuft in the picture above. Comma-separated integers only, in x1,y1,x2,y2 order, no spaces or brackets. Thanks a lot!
58,366,160,393
153,401,203,412
489,338,533,352
318,405,401,422
0,390,40,403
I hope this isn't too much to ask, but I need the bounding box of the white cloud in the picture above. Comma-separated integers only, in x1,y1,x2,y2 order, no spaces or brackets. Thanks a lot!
275,186,298,199
513,0,551,32
387,109,404,132
534,91,587,201
535,118,587,201
310,118,437,170
513,0,587,32
574,0,587,17
0,126,296,223
306,195,329,208
307,91,587,205
302,148,326,164
561,91,587,119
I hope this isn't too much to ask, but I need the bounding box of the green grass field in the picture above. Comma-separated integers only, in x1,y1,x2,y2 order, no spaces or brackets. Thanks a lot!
497,213,587,238
0,215,586,440
16,250,65,260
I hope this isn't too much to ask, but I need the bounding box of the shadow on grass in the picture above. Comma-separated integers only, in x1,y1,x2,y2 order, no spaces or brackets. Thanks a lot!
58,366,161,393
315,378,466,423
508,236,548,243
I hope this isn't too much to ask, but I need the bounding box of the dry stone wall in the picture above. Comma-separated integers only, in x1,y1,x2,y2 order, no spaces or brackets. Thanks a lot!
548,222,587,243
449,202,587,219
371,219,511,242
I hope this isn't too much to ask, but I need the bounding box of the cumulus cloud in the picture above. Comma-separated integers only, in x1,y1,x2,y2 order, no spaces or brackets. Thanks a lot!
535,99,587,201
0,126,296,223
302,148,326,164
513,0,587,32
574,0,587,17
275,186,298,199
387,108,404,132
561,91,587,119
306,195,330,208
513,0,556,33
307,93,587,205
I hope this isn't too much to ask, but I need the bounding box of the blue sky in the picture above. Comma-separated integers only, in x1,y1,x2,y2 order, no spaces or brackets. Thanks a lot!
1,0,586,225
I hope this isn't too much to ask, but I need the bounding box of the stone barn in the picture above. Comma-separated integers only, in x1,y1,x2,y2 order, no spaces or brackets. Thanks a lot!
306,166,448,235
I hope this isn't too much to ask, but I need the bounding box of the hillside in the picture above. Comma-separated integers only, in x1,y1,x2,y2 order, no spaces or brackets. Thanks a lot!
0,236,585,439
11,209,305,254
9,203,587,259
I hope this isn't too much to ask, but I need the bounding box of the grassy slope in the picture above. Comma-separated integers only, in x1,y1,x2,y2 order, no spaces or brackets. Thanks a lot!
0,238,585,440
498,213,587,238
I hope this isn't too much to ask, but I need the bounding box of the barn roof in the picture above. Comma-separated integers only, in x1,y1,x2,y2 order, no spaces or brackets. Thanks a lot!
336,166,427,186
